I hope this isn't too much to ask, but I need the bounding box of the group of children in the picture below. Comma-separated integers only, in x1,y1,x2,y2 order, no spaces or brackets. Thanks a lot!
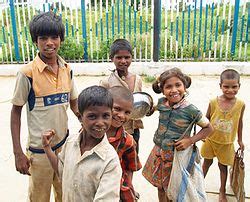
11,11,245,202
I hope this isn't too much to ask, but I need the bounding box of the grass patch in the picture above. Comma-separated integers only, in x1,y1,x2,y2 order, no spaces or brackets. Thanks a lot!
142,75,156,83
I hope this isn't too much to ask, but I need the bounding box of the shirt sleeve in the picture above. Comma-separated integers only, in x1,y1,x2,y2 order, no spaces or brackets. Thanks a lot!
93,156,122,202
70,76,78,100
122,136,142,171
99,77,110,89
196,113,210,128
11,71,30,106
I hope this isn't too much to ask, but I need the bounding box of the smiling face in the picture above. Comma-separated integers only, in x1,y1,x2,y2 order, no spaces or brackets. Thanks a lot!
81,105,112,141
111,97,133,129
36,35,61,62
162,76,186,106
220,79,240,100
111,50,132,74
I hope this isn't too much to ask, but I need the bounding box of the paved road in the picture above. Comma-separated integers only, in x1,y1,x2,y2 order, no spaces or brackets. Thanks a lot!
0,75,249,201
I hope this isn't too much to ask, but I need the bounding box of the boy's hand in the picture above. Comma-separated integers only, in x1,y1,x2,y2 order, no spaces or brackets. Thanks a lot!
14,152,31,176
238,140,245,151
42,129,55,148
174,138,193,151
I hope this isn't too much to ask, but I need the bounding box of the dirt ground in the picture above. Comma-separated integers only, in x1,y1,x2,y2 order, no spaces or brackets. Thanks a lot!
0,75,249,202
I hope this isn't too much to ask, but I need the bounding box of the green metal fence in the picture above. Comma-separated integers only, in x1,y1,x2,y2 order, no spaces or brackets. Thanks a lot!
0,0,249,63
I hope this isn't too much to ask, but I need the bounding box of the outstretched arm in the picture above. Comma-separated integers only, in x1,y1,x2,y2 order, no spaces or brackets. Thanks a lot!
11,105,30,175
237,104,245,151
42,130,59,175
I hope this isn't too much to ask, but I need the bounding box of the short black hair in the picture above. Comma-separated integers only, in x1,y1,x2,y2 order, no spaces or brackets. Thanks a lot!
29,11,65,43
220,69,240,84
78,86,113,115
109,86,133,104
110,39,133,59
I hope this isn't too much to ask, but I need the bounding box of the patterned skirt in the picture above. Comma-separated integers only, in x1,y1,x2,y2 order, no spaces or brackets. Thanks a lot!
142,145,174,191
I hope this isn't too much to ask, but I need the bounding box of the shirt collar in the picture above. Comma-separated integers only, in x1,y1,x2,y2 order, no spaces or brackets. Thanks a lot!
107,127,125,143
75,131,109,161
34,54,68,73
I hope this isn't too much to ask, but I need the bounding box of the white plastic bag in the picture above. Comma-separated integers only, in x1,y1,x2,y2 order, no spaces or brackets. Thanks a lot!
167,146,207,202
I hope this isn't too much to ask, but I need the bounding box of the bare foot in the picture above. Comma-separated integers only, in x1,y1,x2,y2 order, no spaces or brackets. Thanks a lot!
219,191,228,202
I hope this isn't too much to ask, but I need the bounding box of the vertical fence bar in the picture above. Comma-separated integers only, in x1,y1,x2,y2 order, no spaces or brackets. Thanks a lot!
170,0,173,58
203,2,208,59
197,0,202,58
105,0,109,60
164,0,168,60
150,0,154,60
139,0,142,61
81,0,88,60
192,0,197,58
175,1,179,60
6,6,13,62
219,0,226,59
209,1,214,61
187,3,190,45
145,0,148,61
22,0,30,62
239,0,246,59
181,0,185,60
214,1,220,60
75,7,80,44
225,0,232,60
65,0,69,37
105,0,108,44
0,8,8,62
27,1,35,59
88,1,93,59
123,0,126,38
100,0,104,42
16,0,25,62
94,0,98,59
133,0,137,60
59,0,62,17
111,0,114,39
9,0,19,62
244,2,249,61
153,0,161,62
70,6,74,37
231,0,240,57
129,0,131,40
117,0,120,37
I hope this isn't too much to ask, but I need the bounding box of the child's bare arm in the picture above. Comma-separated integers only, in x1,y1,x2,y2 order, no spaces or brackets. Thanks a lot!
42,130,59,175
206,103,211,120
175,123,213,151
237,104,245,151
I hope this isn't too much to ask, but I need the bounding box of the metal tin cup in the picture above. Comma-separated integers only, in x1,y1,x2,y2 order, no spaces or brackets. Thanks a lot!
130,92,154,120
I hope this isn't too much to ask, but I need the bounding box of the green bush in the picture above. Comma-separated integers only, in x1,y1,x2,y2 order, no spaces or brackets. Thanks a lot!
58,37,84,61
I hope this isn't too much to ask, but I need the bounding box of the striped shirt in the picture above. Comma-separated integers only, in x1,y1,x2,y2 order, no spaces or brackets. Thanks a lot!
108,127,142,201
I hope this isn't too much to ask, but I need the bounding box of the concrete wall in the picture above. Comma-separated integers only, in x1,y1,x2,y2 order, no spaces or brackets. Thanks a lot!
0,62,249,76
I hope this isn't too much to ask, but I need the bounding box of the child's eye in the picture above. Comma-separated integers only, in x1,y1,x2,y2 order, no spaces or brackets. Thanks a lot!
175,83,182,88
113,107,121,112
87,114,96,120
125,111,131,115
103,113,111,119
